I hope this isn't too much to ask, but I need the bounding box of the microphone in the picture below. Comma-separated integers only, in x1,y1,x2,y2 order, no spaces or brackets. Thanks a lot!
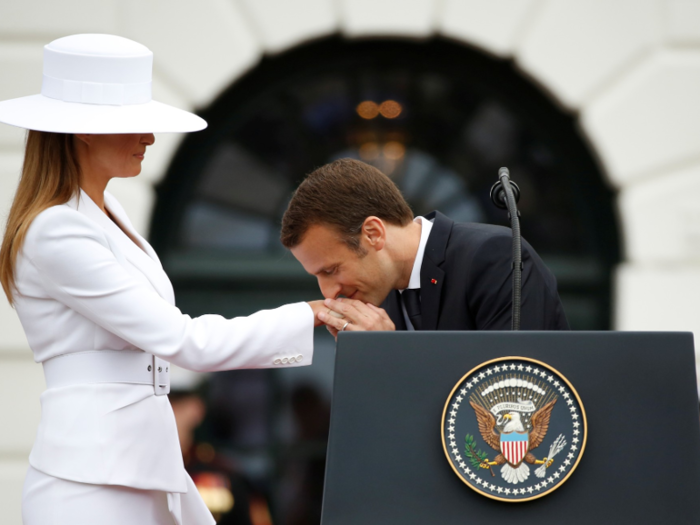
490,167,522,331
489,168,521,211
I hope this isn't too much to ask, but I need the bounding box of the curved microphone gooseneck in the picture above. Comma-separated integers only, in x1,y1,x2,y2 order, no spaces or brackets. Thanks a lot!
489,167,522,331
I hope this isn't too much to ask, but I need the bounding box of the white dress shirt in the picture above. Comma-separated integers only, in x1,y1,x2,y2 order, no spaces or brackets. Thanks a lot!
399,216,433,330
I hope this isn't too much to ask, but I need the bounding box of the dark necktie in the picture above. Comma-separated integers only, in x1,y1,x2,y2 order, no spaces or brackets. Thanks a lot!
402,288,422,330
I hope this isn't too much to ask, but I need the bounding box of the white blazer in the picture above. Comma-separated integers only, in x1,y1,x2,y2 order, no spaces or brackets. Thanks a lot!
13,189,314,493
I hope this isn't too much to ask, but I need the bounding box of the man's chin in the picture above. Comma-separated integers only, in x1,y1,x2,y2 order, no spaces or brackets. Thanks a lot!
343,289,390,306
363,292,391,308
345,290,369,303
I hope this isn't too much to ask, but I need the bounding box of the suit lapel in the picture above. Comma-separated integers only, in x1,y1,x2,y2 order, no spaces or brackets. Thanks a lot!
419,211,453,330
70,190,175,305
104,192,164,265
420,260,445,330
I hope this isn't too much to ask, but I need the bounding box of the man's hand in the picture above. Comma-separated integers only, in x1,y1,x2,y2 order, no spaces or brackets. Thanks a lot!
317,298,395,338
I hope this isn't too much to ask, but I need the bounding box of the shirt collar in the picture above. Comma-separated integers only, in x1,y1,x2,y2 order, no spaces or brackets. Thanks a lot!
403,216,433,291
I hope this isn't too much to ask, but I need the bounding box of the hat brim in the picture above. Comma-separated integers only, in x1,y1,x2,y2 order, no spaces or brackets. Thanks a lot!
0,94,207,133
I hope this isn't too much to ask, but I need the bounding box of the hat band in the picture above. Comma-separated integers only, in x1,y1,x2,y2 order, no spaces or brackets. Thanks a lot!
41,74,152,106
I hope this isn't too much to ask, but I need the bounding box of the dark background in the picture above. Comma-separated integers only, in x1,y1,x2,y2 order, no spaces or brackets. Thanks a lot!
150,37,620,524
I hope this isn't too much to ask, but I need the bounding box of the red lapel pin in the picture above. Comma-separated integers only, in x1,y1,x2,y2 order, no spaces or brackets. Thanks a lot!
431,278,438,284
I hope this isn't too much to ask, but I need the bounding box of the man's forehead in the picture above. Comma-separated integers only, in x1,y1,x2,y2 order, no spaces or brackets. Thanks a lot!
300,223,348,246
292,224,349,270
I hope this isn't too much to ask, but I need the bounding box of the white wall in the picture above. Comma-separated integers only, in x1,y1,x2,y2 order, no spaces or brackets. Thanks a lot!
1,0,699,522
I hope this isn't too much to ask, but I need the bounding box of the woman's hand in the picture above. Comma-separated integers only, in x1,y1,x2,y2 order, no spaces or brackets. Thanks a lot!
307,300,329,327
317,298,395,339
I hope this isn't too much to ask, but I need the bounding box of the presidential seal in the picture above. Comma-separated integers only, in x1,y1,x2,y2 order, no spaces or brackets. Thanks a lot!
441,357,586,502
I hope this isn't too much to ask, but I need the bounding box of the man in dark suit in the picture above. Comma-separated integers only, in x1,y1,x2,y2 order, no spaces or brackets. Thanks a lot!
380,210,567,331
281,158,568,334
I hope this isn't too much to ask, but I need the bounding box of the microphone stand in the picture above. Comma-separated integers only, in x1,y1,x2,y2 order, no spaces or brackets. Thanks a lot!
489,167,522,331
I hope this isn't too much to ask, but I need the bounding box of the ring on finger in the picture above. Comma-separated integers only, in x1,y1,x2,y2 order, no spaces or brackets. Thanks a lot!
341,321,350,331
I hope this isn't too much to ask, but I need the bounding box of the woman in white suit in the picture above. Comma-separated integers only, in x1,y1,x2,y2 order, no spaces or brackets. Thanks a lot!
0,34,328,525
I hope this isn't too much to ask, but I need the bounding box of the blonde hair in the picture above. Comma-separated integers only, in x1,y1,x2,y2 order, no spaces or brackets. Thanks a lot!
0,131,81,303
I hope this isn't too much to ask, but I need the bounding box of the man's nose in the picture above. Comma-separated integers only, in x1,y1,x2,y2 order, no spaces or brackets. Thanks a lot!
318,277,341,300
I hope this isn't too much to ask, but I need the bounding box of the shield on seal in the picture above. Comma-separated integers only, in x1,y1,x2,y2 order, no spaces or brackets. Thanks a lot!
500,431,529,465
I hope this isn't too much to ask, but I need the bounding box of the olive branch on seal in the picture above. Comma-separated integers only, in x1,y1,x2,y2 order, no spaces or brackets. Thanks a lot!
465,434,495,477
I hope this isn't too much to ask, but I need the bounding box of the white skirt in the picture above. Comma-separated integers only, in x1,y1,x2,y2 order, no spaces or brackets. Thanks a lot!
22,466,215,525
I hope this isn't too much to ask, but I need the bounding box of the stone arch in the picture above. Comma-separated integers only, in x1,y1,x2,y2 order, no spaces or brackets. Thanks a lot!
151,35,619,331
127,0,700,339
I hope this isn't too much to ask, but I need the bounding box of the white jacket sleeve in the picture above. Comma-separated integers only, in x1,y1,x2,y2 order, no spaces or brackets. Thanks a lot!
22,206,314,372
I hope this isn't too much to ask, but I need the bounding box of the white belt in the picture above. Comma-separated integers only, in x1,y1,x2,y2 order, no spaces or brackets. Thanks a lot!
42,350,171,396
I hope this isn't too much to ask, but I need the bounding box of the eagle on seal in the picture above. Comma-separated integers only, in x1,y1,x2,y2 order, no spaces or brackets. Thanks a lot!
470,399,557,484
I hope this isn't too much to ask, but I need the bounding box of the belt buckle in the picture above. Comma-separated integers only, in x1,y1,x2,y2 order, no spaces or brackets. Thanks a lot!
153,356,170,396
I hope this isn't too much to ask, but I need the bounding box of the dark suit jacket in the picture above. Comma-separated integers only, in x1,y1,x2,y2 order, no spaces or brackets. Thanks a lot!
381,211,569,331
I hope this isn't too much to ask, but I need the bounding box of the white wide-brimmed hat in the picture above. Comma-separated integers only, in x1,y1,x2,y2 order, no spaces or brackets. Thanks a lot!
0,34,207,134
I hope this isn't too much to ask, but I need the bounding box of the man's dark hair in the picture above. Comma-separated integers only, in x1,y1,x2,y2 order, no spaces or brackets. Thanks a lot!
281,158,414,252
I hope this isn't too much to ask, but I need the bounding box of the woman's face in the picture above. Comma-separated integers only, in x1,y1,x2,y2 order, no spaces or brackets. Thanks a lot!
74,133,155,180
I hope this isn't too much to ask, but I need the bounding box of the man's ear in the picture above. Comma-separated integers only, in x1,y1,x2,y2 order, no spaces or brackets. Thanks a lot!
361,216,386,251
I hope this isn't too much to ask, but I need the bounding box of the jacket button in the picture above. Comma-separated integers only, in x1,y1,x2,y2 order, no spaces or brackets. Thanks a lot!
158,367,162,372
273,358,281,365
296,355,303,362
147,365,152,372
282,357,289,364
